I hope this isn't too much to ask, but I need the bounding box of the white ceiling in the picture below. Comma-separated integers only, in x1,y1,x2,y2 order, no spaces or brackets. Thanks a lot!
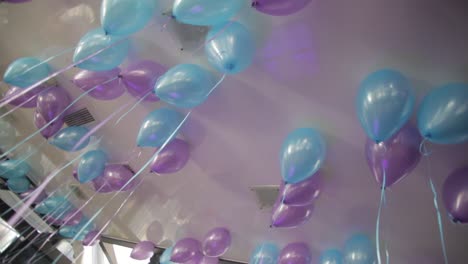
1,0,468,263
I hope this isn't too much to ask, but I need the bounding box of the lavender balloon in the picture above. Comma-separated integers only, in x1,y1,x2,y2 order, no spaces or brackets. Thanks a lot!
101,164,137,192
91,175,114,193
171,238,202,263
34,111,65,139
203,227,231,257
151,139,190,174
36,86,71,121
271,200,314,228
443,166,468,223
365,124,421,188
131,241,156,260
121,60,165,102
278,242,312,264
83,230,100,246
73,68,125,100
253,0,312,16
4,85,46,108
280,171,323,206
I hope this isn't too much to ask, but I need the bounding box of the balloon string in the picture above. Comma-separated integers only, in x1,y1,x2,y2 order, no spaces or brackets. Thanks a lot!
419,138,432,156
0,85,49,119
376,170,386,264
114,89,154,125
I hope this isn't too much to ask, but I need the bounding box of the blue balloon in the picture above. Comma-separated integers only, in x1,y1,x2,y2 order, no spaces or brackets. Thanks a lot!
320,249,343,264
173,0,244,26
343,234,375,264
356,69,415,143
7,177,30,193
280,128,326,184
155,64,215,108
418,83,468,144
0,159,30,179
3,57,51,88
35,196,73,216
137,108,184,147
34,202,50,215
59,221,92,240
205,21,255,74
101,0,156,36
73,28,129,71
50,126,90,152
160,246,176,264
77,150,108,183
249,242,280,264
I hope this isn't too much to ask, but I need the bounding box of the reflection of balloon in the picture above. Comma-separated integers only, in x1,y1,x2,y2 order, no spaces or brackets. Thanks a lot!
3,57,51,88
7,177,30,193
34,111,65,139
19,189,47,204
101,0,156,36
319,249,343,264
173,0,244,26
356,69,415,143
146,220,164,243
131,241,156,260
0,119,16,149
442,166,468,223
171,238,202,263
77,150,108,183
50,126,91,152
0,159,30,179
205,21,254,74
155,64,215,108
253,0,312,16
73,68,125,100
203,227,231,257
280,171,323,206
73,28,130,71
417,83,468,145
137,108,184,148
343,234,375,264
4,85,46,108
278,242,311,264
249,242,280,264
161,247,176,264
271,201,314,228
101,164,137,191
280,128,326,184
151,139,190,174
121,60,165,102
63,210,83,226
83,230,100,246
35,85,70,138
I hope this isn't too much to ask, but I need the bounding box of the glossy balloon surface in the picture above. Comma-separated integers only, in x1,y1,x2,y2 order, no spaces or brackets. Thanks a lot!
3,57,51,88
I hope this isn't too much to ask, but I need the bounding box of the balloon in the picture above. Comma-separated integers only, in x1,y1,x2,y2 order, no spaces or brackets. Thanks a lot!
7,177,30,193
59,225,90,241
72,68,125,100
3,0,32,3
271,201,314,228
442,166,468,223
146,220,164,243
202,227,231,257
150,139,190,174
100,164,137,191
3,57,51,88
343,234,375,264
280,128,326,184
171,238,202,263
121,60,165,102
365,124,421,188
278,242,311,264
137,108,184,147
0,159,30,179
356,69,415,143
40,196,73,214
101,0,156,36
73,28,130,71
63,210,83,226
83,230,100,246
19,188,47,204
91,174,114,193
161,247,176,264
417,83,468,144
319,249,343,264
35,85,70,138
155,64,215,108
4,85,46,108
280,171,323,206
249,242,280,264
252,0,312,16
34,111,65,139
77,150,108,183
172,0,244,26
205,21,255,74
0,119,16,149
131,241,156,260
50,126,91,152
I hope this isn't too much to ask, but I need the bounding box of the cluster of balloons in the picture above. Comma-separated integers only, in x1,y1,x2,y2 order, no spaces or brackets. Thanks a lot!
249,241,312,264
0,159,32,193
319,234,375,264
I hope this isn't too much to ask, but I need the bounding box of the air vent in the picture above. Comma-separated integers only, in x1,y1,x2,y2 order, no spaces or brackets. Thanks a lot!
63,108,95,127
250,185,280,210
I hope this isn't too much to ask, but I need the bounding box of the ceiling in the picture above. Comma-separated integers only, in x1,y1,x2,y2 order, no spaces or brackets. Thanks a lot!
1,0,468,263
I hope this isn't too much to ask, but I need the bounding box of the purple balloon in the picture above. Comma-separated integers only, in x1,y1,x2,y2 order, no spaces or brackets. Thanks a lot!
72,167,78,181
203,227,231,257
280,172,323,207
91,175,114,193
34,111,65,139
279,242,312,264
150,139,190,174
253,0,312,16
131,241,156,260
4,85,46,108
83,230,100,246
3,0,31,3
72,68,125,100
171,238,202,263
365,124,422,188
121,60,166,102
443,166,468,223
19,188,47,204
36,86,71,121
271,200,314,228
63,210,83,226
101,164,137,192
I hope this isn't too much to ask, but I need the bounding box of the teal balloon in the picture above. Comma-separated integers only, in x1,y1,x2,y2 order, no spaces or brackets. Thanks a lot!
35,196,72,215
0,159,30,179
101,0,156,36
160,246,176,264
34,202,50,215
50,126,90,152
77,150,108,183
137,108,184,147
7,177,30,193
249,242,280,264
343,234,375,264
320,249,343,264
418,83,468,145
173,0,244,26
73,28,129,71
205,21,255,74
0,119,16,149
280,128,326,184
3,57,51,88
155,64,215,108
59,222,91,241
356,69,415,143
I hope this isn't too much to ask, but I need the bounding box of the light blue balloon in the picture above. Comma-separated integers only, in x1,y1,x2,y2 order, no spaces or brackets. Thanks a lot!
320,249,343,264
249,242,280,264
7,177,30,193
155,64,215,108
77,150,108,183
34,202,50,215
50,126,90,152
137,108,184,147
160,246,176,264
3,57,51,88
173,0,244,26
73,28,129,71
280,128,326,184
418,83,468,144
205,21,255,74
101,0,156,36
356,69,415,143
60,221,92,240
0,159,30,179
343,234,375,264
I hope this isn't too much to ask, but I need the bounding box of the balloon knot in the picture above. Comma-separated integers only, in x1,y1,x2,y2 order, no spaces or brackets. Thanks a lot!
269,224,273,228
251,1,259,7
117,74,123,79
